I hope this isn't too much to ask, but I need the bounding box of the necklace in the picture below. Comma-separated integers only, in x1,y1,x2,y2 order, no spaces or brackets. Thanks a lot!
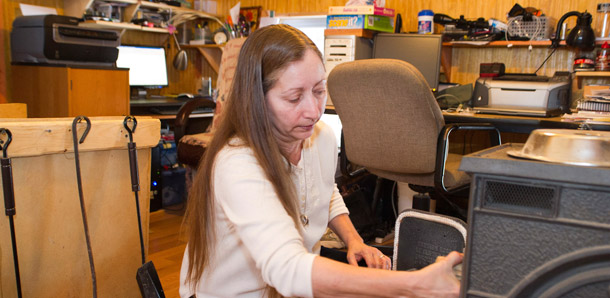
299,141,309,227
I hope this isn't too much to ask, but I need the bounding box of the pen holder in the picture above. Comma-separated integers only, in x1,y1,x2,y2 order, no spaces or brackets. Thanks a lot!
194,28,206,41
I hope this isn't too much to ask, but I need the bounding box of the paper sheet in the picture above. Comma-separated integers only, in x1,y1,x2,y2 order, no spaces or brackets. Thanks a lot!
229,2,241,26
20,3,57,16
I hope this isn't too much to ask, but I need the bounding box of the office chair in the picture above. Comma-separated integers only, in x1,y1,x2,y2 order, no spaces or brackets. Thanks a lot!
174,37,247,170
175,96,217,168
327,59,501,220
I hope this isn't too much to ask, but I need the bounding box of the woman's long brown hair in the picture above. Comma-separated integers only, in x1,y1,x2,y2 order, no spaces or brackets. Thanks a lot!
183,24,323,295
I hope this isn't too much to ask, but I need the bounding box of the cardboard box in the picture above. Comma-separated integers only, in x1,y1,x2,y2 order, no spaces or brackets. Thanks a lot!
328,5,395,17
326,15,394,33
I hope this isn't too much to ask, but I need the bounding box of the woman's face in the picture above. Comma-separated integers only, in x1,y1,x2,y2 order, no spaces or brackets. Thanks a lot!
266,49,327,145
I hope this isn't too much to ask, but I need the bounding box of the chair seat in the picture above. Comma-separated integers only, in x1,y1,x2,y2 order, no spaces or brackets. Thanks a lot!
444,153,470,189
369,152,469,189
177,132,213,168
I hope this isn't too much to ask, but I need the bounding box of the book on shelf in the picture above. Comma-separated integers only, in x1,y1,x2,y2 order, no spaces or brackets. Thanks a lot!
577,99,610,112
326,14,394,33
328,5,395,17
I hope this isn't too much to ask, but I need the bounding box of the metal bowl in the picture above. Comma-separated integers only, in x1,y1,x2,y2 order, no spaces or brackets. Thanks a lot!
507,129,610,167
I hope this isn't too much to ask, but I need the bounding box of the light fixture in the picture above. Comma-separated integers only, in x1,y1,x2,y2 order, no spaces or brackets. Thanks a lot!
551,11,596,51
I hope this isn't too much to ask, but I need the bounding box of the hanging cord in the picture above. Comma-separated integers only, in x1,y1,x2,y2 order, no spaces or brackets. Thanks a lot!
71,116,97,298
534,47,558,75
123,116,146,265
1,128,22,298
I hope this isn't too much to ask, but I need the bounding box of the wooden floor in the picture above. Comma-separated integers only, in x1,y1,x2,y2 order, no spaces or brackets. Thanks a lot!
148,204,188,298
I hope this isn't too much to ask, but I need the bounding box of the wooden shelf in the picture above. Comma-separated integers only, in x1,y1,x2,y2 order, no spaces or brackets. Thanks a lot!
181,44,224,73
574,71,610,77
80,20,169,33
574,71,610,88
443,40,610,48
324,29,376,39
443,40,563,47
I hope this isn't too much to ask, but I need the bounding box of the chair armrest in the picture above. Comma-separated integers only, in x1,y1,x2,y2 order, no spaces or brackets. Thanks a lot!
434,123,502,195
174,96,216,142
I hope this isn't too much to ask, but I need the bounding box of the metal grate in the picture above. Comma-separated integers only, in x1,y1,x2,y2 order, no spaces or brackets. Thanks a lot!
482,179,558,217
507,16,553,40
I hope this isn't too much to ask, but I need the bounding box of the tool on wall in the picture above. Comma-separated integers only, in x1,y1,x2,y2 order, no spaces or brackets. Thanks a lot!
1,128,22,298
71,116,98,298
124,116,166,298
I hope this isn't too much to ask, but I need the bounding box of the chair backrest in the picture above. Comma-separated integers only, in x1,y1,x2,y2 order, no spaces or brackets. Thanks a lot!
327,59,445,185
213,37,247,130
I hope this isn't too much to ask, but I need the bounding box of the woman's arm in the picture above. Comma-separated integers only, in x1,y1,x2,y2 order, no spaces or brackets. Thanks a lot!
328,214,390,269
312,251,462,298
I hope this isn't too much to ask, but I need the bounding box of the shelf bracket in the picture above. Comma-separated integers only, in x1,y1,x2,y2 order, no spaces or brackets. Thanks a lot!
195,47,223,73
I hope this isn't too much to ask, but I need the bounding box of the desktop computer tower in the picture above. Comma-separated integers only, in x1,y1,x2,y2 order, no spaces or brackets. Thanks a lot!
324,35,373,105
150,143,163,211
459,144,610,297
149,137,187,210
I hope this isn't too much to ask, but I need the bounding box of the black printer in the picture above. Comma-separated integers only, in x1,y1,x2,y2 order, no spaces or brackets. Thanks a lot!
11,15,120,66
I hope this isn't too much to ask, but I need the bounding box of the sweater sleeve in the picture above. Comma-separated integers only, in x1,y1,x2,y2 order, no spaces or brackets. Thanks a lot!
213,148,316,297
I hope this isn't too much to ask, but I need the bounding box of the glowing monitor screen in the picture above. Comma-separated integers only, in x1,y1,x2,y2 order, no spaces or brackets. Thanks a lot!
372,33,442,91
116,45,169,87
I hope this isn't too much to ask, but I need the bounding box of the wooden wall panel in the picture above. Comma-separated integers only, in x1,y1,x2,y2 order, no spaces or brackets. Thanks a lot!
214,0,604,86
449,46,575,85
1,0,6,103
216,0,598,33
2,0,608,100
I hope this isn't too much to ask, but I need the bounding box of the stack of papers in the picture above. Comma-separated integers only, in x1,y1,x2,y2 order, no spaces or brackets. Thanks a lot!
562,111,610,124
579,88,610,112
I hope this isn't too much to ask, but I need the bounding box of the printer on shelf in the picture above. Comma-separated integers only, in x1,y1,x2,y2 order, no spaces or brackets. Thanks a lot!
471,72,571,117
11,15,120,66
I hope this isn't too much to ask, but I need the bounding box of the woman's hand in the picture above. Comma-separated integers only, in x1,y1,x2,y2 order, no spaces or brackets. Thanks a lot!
346,242,391,270
406,251,463,297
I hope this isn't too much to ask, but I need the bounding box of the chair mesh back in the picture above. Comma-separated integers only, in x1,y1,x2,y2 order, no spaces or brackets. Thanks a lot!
392,209,466,271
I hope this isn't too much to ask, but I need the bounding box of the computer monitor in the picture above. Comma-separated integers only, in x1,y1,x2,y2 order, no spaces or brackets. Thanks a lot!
260,15,327,55
116,45,169,98
372,33,442,91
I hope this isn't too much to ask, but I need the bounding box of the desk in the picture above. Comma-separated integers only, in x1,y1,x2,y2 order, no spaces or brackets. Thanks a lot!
442,111,610,133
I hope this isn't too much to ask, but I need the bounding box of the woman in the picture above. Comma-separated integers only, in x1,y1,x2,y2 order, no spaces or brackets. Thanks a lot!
180,24,462,297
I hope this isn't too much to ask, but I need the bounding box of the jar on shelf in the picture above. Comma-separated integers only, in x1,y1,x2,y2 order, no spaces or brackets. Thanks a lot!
418,10,434,34
596,41,610,70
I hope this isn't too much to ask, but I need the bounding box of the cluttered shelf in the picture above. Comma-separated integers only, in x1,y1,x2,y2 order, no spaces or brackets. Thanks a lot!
80,19,170,33
66,0,223,34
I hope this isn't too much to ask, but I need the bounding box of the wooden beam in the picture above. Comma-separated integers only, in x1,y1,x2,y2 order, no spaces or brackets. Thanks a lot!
0,0,6,103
